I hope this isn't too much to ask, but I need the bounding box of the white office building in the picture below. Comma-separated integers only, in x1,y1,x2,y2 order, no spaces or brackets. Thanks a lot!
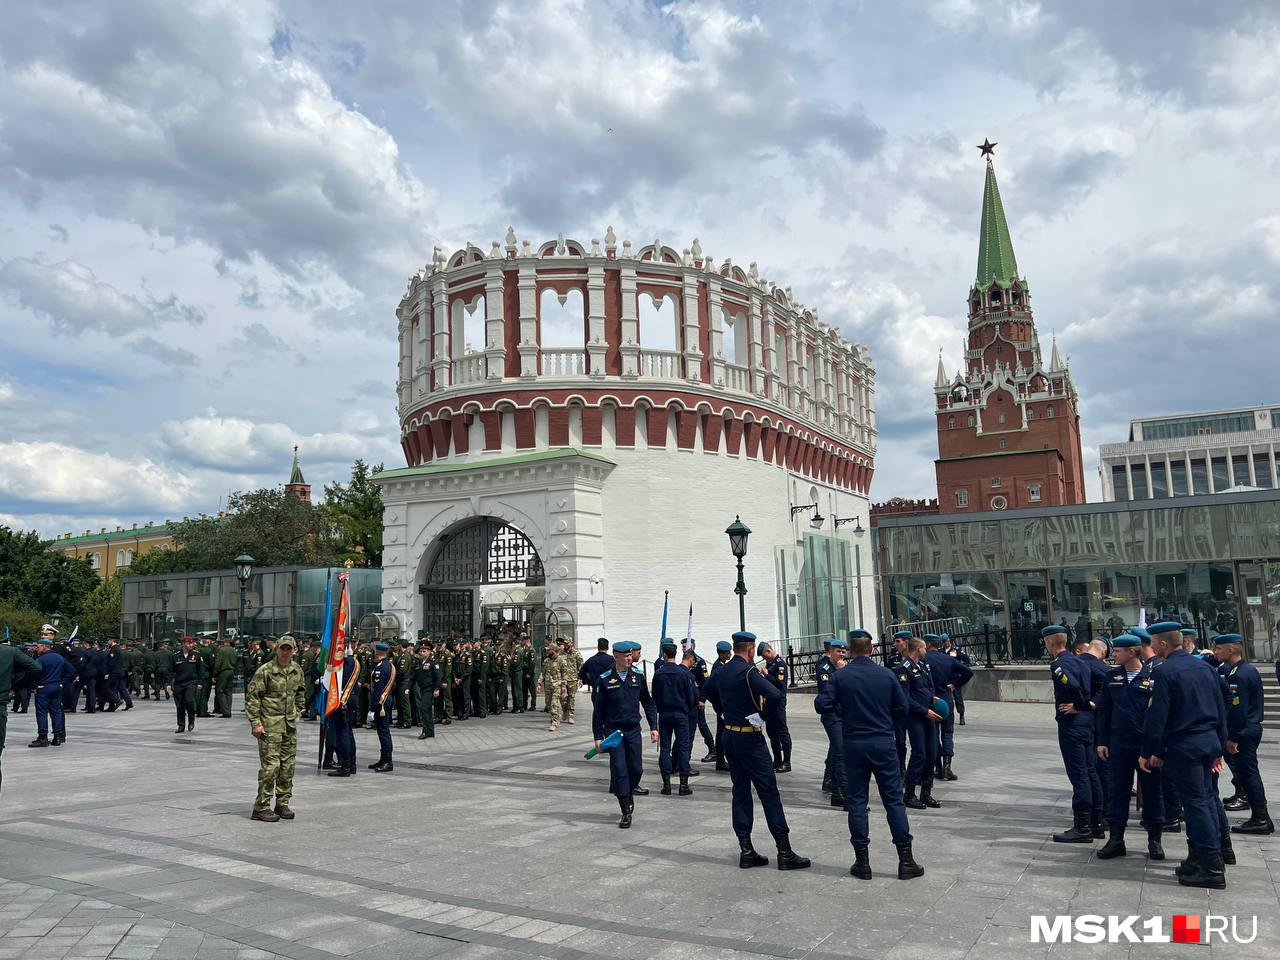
1099,405,1280,501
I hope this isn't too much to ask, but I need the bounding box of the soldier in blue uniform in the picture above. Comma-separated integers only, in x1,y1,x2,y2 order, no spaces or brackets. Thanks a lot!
924,635,972,781
702,631,809,871
1074,636,1111,816
652,639,697,796
757,641,792,773
1212,633,1272,835
31,630,73,747
1045,624,1097,842
900,637,941,809
592,640,658,827
1094,633,1164,860
683,641,716,761
816,630,922,880
814,636,848,809
1140,621,1229,888
324,647,361,778
815,636,838,793
943,634,971,725
369,642,396,772
709,640,732,771
888,630,911,773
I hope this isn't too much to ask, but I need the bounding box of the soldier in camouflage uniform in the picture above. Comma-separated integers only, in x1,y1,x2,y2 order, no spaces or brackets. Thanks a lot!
543,643,565,731
245,634,306,822
561,637,582,726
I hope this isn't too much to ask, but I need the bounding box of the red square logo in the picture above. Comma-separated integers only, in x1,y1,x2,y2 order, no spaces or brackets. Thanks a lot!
1172,915,1201,944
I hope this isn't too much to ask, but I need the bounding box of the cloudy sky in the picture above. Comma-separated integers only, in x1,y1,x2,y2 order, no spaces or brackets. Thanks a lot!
2,0,1278,538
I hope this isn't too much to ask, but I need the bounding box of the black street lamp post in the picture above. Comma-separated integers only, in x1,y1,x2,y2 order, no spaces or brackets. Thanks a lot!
157,585,172,645
234,554,256,642
725,516,752,634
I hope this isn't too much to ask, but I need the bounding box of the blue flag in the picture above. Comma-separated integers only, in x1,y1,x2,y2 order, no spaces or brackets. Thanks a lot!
314,570,335,715
660,590,669,642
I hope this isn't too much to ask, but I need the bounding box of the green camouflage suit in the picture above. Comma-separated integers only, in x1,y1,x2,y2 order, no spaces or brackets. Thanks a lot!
245,657,306,811
213,641,238,716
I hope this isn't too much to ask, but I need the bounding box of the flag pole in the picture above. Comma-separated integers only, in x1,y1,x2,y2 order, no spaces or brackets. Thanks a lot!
316,568,333,774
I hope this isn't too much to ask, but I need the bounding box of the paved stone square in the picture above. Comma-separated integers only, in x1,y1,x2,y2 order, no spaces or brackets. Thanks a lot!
1,692,1277,960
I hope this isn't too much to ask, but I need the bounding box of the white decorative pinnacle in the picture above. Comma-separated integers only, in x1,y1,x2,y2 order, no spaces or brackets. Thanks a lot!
691,237,702,261
622,239,633,258
489,240,501,258
521,239,532,256
605,225,617,254
590,237,601,256
682,248,692,266
505,226,517,255
652,237,662,261
556,232,566,255
748,262,760,286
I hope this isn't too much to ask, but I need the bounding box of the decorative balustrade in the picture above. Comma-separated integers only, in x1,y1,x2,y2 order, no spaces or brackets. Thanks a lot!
541,348,588,377
723,363,749,394
453,352,487,385
640,350,681,380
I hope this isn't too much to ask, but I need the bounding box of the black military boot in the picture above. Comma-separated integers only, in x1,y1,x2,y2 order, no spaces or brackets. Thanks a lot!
896,842,925,880
1232,809,1275,835
1090,810,1105,839
1146,825,1164,860
775,836,811,871
28,736,49,748
738,836,768,868
904,785,925,810
780,751,792,773
850,843,872,880
325,766,349,777
660,773,672,796
618,795,632,829
830,785,848,810
1178,846,1226,889
920,787,941,809
1220,836,1236,865
821,772,833,794
702,750,716,763
1164,811,1183,833
678,773,692,796
941,757,958,781
1053,811,1094,843
1223,791,1249,811
1096,823,1127,859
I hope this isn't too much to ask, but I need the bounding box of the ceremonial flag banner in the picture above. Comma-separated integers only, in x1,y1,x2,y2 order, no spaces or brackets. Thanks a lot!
322,573,351,717
660,590,669,642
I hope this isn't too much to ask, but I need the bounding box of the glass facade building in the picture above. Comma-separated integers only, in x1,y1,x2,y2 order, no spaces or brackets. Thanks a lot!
121,566,383,642
774,531,874,652
875,490,1280,663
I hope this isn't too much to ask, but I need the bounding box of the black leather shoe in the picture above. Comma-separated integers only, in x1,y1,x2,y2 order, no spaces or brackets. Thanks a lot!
702,751,716,763
738,840,768,868
631,786,649,796
780,762,791,773
174,727,185,734
921,791,941,809
29,737,49,748
686,769,700,778
775,838,810,871
326,768,350,778
1232,815,1275,835
850,843,872,880
417,732,428,740
1223,794,1249,811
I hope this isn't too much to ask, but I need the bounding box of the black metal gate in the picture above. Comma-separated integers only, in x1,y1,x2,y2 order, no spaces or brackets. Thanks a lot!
420,588,474,639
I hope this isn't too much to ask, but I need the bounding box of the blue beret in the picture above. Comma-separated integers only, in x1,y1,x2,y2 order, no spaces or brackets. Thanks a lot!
922,634,940,642
374,641,389,651
1101,638,1114,657
1041,625,1068,638
612,640,630,653
931,696,951,719
731,631,757,644
659,638,677,651
1212,633,1243,644
715,640,732,652
1127,626,1150,641
829,637,848,649
940,633,950,641
1147,621,1183,636
1113,634,1142,648
822,635,835,646
847,629,871,640
892,630,912,640
1180,627,1197,637
756,641,770,656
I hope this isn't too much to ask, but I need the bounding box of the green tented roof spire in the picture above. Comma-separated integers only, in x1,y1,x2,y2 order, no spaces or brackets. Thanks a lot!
289,445,305,485
975,152,1019,286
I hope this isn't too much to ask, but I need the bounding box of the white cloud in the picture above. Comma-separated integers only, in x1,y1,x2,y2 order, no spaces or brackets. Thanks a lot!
0,380,13,404
0,441,197,512
0,257,204,335
159,412,393,473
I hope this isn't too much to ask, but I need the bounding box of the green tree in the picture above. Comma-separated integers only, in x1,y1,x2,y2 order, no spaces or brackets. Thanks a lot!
0,599,46,643
321,459,384,567
0,525,99,620
81,573,124,639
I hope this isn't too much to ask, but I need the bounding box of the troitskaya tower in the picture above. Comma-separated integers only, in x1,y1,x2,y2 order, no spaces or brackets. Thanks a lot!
933,140,1085,513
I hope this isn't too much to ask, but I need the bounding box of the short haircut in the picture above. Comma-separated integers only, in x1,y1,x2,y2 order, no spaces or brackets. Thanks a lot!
926,637,943,650
597,638,609,650
732,637,755,652
907,638,926,654
1072,638,1091,654
849,635,873,656
681,648,696,662
1045,633,1067,652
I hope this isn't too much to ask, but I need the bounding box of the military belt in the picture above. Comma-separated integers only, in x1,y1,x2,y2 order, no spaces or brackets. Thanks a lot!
725,724,762,733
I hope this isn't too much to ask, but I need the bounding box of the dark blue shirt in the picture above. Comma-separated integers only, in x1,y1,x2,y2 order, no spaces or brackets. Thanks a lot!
652,660,697,715
371,657,395,716
1141,649,1227,758
1075,651,1112,705
1222,659,1263,741
814,655,838,707
38,650,74,688
579,651,614,689
703,655,780,726
894,656,934,719
923,649,973,698
815,656,906,739
1050,650,1092,732
1095,659,1156,749
763,655,788,699
591,665,657,738
688,654,710,695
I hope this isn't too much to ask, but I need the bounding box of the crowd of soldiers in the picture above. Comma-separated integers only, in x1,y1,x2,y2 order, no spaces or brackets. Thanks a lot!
1045,620,1273,890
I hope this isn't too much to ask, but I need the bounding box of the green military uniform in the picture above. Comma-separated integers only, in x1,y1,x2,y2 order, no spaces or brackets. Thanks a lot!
394,644,414,727
298,643,319,720
561,642,582,724
524,643,537,709
153,644,174,697
244,647,306,816
436,645,453,722
354,644,373,726
197,640,217,716
453,646,471,720
1,644,41,778
491,644,508,713
213,641,238,717
412,649,441,736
